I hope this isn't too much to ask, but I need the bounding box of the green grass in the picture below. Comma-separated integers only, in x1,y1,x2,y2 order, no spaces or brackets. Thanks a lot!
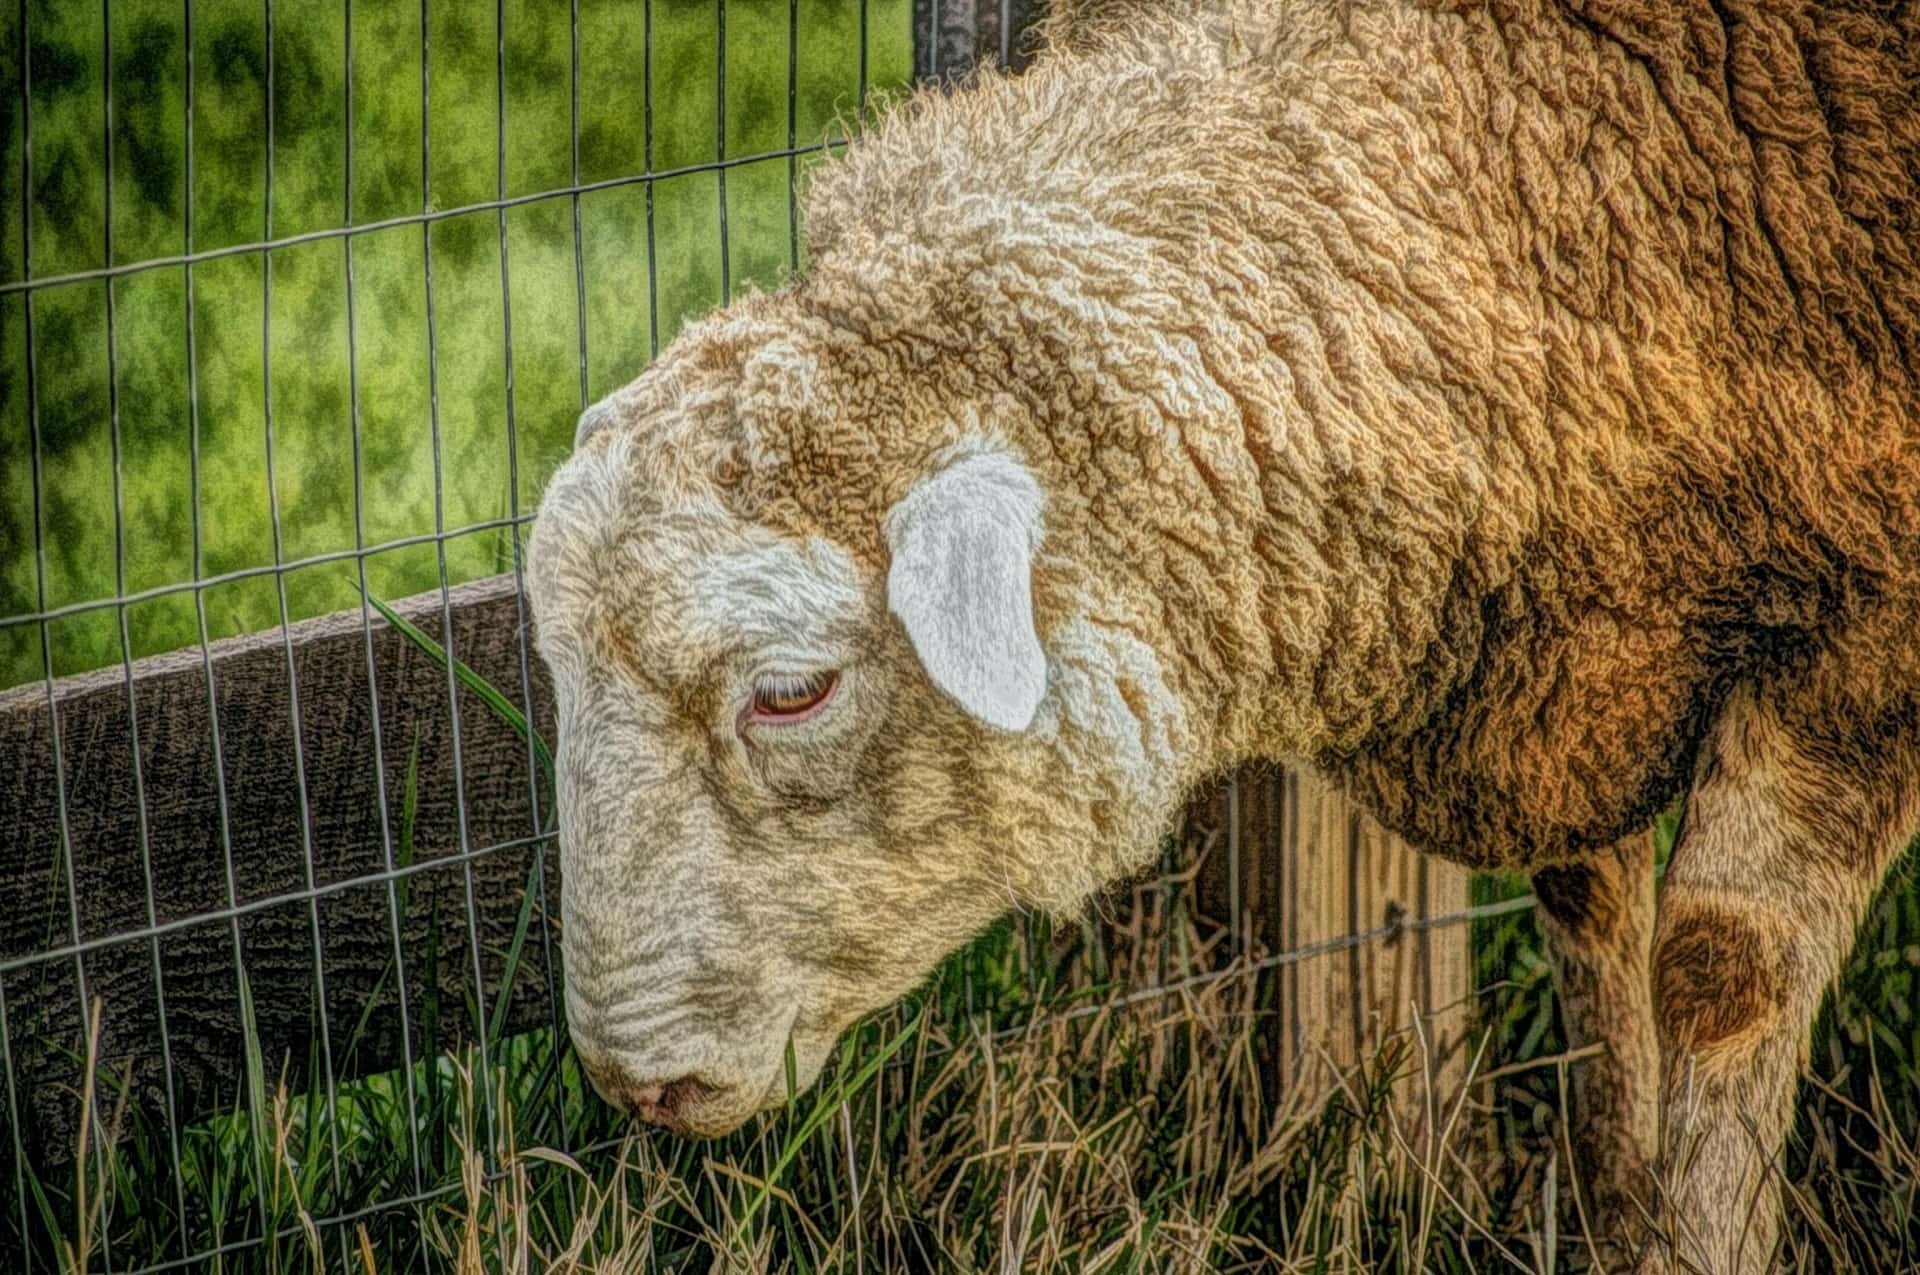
0,0,914,690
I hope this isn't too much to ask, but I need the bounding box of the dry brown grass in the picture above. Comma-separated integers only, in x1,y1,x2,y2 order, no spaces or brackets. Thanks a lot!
26,852,1920,1272
404,870,1586,1274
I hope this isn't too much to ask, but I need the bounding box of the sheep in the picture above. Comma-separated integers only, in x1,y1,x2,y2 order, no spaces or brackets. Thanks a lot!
524,1,1920,1270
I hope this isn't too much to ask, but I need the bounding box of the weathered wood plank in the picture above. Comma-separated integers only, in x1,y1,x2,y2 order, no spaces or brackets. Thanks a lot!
1420,853,1475,1108
0,574,562,1168
1184,767,1473,1115
1291,775,1470,1113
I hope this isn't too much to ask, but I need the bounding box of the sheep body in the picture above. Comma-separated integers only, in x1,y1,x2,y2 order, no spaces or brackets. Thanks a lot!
530,2,1919,1267
770,0,1920,871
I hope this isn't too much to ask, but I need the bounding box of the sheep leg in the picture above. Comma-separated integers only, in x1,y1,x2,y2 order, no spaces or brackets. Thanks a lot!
1638,674,1920,1275
1532,829,1659,1257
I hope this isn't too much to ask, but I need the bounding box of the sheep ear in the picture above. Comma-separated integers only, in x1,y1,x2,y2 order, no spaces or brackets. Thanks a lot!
885,450,1047,732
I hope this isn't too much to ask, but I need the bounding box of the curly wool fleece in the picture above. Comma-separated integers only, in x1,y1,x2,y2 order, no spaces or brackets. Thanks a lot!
530,1,1916,1267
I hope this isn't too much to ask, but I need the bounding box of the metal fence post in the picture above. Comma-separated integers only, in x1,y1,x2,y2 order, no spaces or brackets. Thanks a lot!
915,0,1048,81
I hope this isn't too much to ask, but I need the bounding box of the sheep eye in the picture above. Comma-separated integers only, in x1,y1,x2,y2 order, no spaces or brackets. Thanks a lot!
746,670,839,725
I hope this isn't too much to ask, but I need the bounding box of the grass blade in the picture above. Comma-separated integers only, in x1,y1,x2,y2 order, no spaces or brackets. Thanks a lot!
358,588,554,789
740,1006,923,1233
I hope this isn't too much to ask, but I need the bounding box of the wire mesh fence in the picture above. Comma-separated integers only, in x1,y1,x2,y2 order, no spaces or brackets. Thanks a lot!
0,2,1534,1270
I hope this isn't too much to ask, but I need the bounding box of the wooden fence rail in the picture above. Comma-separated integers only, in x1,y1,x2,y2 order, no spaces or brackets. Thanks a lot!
1,576,562,1168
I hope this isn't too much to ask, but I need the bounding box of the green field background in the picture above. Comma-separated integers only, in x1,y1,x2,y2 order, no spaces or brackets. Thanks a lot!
0,0,912,689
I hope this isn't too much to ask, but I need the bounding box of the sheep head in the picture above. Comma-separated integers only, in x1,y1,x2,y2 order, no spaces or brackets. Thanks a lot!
526,302,1193,1136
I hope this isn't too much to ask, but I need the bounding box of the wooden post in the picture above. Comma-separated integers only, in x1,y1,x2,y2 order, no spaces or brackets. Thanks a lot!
1184,768,1473,1119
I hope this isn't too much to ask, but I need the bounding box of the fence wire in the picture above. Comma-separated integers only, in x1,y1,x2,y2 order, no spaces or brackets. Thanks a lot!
0,3,1534,1271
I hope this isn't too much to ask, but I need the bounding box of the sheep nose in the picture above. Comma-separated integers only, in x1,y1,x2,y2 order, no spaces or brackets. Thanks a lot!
625,1075,717,1131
